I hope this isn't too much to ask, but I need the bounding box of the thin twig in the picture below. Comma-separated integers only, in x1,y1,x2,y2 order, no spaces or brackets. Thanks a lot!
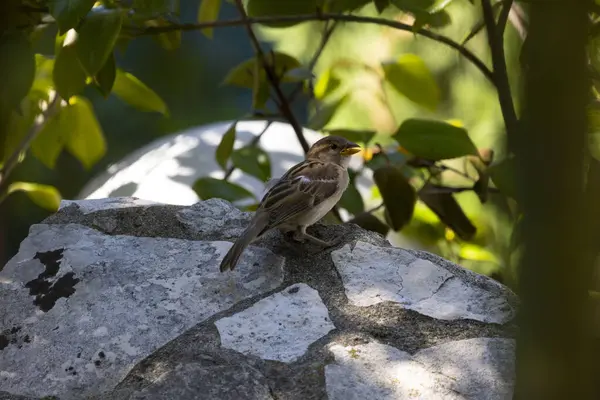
482,0,519,138
0,96,61,197
497,0,513,36
232,0,310,154
132,13,494,84
289,20,338,104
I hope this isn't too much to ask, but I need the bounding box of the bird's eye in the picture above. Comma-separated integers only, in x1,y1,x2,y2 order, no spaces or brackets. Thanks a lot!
330,144,338,150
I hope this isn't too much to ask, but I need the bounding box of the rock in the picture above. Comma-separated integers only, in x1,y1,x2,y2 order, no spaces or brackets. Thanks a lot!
0,198,518,400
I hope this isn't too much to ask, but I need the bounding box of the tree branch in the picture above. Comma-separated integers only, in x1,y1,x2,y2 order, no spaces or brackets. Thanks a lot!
482,0,519,138
0,95,60,197
132,13,494,84
231,0,310,154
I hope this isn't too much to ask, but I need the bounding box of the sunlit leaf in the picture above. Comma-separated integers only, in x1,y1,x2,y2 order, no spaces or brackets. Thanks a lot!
393,118,478,161
193,177,255,202
223,52,302,88
112,70,169,115
383,54,440,111
31,102,70,169
7,182,62,211
324,129,376,145
314,68,341,100
64,96,107,169
373,165,417,231
53,44,87,100
216,122,236,170
197,0,222,38
348,212,389,236
49,0,96,34
231,146,271,181
308,95,348,130
0,32,35,110
2,94,42,162
31,55,55,95
418,182,476,240
459,244,500,264
75,10,123,76
94,52,116,97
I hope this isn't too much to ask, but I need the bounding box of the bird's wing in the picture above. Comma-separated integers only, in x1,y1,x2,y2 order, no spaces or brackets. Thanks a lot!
258,160,341,231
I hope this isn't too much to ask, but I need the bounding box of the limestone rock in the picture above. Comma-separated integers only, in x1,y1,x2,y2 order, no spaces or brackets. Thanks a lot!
0,198,518,400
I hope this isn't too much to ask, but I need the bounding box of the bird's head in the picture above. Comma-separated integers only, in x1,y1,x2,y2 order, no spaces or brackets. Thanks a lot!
306,135,361,167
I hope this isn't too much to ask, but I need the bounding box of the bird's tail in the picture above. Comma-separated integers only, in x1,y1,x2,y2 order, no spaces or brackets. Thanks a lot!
219,213,269,272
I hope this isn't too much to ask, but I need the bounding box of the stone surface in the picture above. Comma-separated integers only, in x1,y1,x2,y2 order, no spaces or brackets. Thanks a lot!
331,241,514,324
0,223,283,399
59,197,162,214
0,198,518,400
215,283,335,363
325,338,515,400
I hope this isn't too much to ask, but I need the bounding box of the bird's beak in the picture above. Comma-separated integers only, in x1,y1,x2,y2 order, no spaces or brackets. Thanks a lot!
340,142,361,156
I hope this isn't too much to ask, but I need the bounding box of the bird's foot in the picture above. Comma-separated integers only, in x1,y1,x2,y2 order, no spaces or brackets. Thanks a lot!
292,230,334,247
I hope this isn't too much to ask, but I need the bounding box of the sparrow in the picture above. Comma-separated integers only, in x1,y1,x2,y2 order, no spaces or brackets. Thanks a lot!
219,135,361,272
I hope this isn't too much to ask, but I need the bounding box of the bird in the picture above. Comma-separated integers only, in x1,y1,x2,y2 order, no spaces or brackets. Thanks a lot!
219,135,361,272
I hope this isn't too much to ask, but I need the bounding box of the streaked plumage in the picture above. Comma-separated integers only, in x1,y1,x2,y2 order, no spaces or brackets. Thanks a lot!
219,135,361,272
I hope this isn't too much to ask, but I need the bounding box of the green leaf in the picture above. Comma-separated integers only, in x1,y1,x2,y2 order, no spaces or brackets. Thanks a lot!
8,182,62,211
2,94,42,162
32,103,70,169
383,54,440,111
314,69,341,100
133,0,180,13
49,0,96,34
348,212,389,236
324,129,375,145
64,96,107,169
373,165,417,231
216,122,236,170
193,177,255,202
31,55,55,95
418,182,476,240
94,52,116,97
0,32,35,110
488,156,517,199
393,118,478,161
223,52,302,88
197,0,222,38
53,44,87,100
374,0,391,13
75,10,123,76
112,70,169,115
339,182,364,215
308,95,348,131
231,146,271,181
247,0,319,27
459,244,500,264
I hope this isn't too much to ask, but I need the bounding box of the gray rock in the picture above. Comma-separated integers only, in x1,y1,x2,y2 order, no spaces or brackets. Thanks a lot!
331,242,515,324
0,198,518,400
215,283,335,363
325,337,515,400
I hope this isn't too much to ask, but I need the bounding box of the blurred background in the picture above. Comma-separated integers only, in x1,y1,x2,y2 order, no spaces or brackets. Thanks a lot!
0,0,521,286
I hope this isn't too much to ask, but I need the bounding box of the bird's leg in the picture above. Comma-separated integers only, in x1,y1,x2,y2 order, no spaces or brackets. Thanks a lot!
225,272,242,303
293,225,334,247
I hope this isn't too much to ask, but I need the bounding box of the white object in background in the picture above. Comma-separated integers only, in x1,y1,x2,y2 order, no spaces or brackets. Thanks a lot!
79,120,375,209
